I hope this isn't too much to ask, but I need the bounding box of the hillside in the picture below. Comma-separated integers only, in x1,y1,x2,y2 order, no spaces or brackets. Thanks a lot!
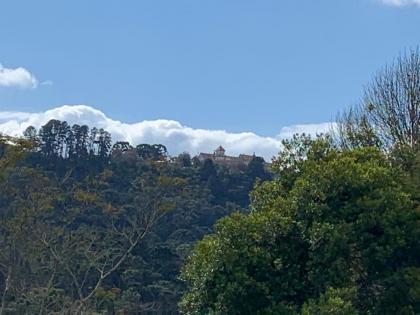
0,122,271,314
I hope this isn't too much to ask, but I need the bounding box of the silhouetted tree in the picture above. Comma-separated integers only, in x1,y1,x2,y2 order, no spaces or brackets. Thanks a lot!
39,119,62,157
71,124,89,158
97,129,112,159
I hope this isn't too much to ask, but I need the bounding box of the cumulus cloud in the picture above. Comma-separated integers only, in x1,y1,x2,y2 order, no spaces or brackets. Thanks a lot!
0,64,38,89
0,105,334,161
380,0,420,6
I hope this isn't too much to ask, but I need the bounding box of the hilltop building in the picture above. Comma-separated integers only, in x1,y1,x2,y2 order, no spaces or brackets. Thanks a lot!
197,146,263,167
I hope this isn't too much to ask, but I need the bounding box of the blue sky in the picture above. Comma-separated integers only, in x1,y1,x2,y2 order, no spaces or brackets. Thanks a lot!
0,0,419,158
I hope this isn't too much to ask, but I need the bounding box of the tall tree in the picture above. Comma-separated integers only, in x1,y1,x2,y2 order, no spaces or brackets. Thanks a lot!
39,119,62,157
57,121,71,158
97,129,112,159
71,124,90,158
89,127,99,156
337,48,420,158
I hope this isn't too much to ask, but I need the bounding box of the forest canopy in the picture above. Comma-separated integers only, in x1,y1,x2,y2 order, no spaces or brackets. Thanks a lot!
0,123,270,314
0,49,419,315
180,48,420,315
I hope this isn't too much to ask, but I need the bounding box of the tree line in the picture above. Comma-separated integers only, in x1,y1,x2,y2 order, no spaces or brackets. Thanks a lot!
0,48,418,314
22,120,169,162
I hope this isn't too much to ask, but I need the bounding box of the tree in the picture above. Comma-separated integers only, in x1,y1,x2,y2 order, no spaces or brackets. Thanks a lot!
71,124,89,158
0,133,193,314
200,159,217,181
57,121,71,158
246,156,270,181
177,152,192,167
180,139,420,314
301,288,358,315
0,158,184,314
136,144,168,161
0,168,58,315
38,119,61,157
111,141,132,153
0,135,32,170
0,136,58,314
97,128,112,159
23,126,40,151
88,126,99,156
337,48,419,160
23,126,38,140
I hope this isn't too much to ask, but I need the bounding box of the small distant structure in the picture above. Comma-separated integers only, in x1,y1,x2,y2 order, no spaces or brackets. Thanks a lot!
214,145,225,157
197,145,263,167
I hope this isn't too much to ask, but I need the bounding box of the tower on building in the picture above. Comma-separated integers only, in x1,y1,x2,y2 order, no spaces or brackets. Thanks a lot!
214,145,226,157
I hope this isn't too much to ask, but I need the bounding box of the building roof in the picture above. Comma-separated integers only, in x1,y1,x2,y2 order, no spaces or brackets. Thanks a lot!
198,153,213,158
197,147,268,167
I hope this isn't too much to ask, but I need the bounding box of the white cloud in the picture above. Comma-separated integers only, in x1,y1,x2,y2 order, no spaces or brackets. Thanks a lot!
0,105,335,161
40,80,53,86
0,64,38,89
278,123,335,139
380,0,420,6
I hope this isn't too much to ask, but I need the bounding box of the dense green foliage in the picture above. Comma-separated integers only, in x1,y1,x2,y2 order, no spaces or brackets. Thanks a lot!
1,50,419,314
0,123,270,314
181,49,420,315
180,136,420,314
